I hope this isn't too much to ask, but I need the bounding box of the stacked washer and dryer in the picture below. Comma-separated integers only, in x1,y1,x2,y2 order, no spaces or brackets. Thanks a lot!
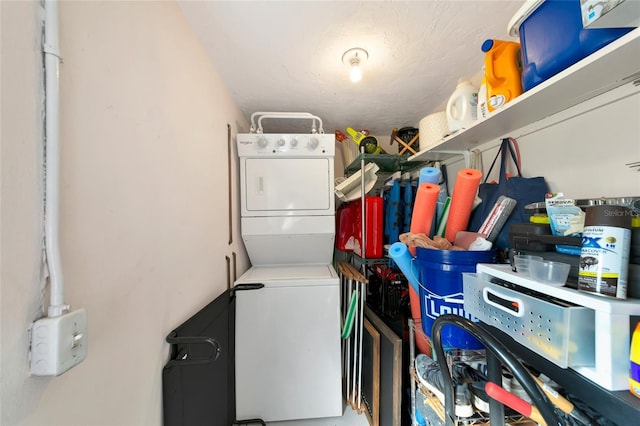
234,113,343,422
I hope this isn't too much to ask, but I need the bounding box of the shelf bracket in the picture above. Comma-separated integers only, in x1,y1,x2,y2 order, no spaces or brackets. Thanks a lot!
428,149,473,168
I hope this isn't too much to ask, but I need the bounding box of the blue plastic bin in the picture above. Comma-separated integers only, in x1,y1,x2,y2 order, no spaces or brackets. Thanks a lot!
415,248,496,350
509,0,634,91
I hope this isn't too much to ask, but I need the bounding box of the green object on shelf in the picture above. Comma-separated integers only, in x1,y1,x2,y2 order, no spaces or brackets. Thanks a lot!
341,290,358,339
344,153,424,175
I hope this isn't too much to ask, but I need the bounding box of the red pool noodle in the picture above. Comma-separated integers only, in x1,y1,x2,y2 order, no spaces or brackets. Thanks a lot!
444,168,483,243
408,286,421,321
409,286,431,355
409,182,440,254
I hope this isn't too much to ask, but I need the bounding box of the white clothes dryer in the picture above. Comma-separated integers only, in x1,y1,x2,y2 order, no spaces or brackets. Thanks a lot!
236,131,335,266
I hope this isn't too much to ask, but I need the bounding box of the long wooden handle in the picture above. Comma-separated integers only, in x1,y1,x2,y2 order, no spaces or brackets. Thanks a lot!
531,374,574,414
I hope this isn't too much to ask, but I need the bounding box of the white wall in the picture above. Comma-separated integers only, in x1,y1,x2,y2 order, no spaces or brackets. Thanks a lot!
446,88,640,199
1,1,249,425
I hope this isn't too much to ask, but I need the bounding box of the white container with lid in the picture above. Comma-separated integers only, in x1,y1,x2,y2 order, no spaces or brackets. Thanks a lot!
446,80,478,133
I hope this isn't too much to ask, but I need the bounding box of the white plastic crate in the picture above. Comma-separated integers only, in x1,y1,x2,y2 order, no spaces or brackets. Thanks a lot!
464,264,640,391
463,273,594,368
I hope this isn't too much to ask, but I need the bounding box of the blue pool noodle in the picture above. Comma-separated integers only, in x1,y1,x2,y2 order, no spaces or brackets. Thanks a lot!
402,180,413,233
389,242,420,293
418,167,441,185
386,180,401,244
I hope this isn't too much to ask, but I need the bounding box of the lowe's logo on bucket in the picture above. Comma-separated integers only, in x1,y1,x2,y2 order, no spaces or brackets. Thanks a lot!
422,289,478,323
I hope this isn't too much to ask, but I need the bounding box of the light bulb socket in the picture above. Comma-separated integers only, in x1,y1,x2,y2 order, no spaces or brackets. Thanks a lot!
342,47,368,66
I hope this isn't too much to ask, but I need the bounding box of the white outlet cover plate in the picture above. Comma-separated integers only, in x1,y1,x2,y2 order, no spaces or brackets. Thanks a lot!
31,309,88,376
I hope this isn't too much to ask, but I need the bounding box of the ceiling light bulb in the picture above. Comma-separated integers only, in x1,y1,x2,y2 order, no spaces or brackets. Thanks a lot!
342,47,368,83
350,60,362,83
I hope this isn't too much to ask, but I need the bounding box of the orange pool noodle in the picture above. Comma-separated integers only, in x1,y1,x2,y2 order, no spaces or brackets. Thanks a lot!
409,182,439,254
445,168,482,242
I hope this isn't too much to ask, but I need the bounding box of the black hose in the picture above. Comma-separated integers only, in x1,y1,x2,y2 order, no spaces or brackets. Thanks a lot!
432,314,562,426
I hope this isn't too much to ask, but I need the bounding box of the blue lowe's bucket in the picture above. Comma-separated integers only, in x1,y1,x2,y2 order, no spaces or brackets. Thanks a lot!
415,247,496,350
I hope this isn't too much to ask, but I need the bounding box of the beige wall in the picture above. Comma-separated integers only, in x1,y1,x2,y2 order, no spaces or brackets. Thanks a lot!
445,90,640,198
1,1,248,425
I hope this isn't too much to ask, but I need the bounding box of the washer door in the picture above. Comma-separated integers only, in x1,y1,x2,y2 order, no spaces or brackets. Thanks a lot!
240,157,334,216
234,279,342,421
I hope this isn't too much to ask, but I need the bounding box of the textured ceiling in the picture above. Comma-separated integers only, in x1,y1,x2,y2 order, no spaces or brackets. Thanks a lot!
177,0,526,136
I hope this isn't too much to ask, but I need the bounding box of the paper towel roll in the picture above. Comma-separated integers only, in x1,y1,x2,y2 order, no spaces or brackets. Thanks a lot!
445,168,483,242
419,111,448,151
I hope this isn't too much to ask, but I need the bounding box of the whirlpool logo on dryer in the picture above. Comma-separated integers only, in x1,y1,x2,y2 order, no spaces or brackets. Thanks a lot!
422,290,478,322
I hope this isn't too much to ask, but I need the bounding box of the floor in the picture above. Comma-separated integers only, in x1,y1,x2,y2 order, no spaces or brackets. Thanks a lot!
267,403,370,426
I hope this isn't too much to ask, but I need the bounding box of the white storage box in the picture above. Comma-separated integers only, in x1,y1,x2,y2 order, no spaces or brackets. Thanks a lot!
464,264,640,391
463,273,594,368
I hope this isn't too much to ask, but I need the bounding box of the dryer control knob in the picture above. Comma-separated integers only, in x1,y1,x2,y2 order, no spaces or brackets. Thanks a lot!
277,139,286,147
257,137,269,148
290,138,298,147
307,137,319,150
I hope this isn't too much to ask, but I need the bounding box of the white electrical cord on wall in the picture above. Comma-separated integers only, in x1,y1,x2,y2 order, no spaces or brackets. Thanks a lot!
44,0,68,318
29,0,87,377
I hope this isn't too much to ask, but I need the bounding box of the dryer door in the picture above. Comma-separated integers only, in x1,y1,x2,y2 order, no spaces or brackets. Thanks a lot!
240,157,334,216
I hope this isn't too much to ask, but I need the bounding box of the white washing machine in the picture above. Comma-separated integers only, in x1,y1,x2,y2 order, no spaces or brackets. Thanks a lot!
234,113,342,422
234,264,341,422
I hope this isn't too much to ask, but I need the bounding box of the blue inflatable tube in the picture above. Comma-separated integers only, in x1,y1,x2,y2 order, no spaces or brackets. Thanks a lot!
389,242,420,293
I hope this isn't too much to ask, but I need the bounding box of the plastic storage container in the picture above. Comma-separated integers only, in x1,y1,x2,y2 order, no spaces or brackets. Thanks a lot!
415,247,495,350
513,254,543,276
508,0,634,91
335,202,356,252
336,196,383,258
529,259,571,285
463,273,595,368
445,80,478,133
352,196,384,259
481,39,523,111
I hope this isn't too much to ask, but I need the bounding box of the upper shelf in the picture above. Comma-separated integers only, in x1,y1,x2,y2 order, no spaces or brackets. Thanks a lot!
410,27,640,162
343,153,424,175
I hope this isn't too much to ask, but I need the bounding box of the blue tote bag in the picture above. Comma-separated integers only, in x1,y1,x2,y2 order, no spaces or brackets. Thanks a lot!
468,138,549,249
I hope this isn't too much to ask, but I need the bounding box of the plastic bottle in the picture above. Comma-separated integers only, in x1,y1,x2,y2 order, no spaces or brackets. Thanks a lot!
481,39,523,112
477,74,488,120
631,321,640,398
446,80,478,133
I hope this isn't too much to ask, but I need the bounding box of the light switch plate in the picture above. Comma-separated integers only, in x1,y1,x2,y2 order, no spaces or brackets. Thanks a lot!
30,309,88,376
